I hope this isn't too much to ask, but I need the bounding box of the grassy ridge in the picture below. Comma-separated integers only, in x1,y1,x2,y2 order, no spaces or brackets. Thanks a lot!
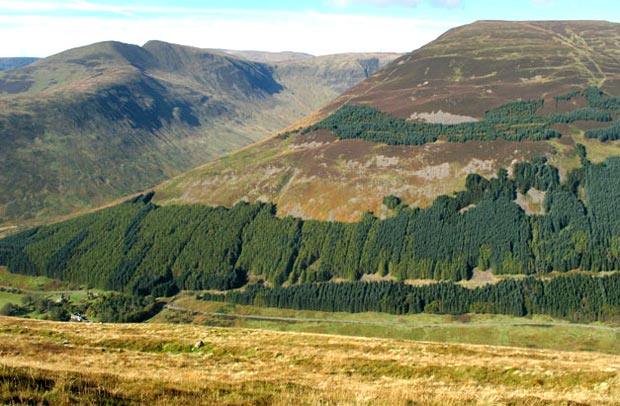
0,41,397,226
2,316,620,405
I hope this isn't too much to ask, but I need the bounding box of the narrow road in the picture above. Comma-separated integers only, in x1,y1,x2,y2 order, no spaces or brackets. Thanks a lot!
163,304,620,332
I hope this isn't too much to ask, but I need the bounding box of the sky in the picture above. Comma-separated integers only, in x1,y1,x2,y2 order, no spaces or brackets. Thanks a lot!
0,0,618,57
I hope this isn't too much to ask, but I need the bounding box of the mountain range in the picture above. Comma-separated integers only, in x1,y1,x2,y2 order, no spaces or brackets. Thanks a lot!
0,21,620,294
0,41,398,225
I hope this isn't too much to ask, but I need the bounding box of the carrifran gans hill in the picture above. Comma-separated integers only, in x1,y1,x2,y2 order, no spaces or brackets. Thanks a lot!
0,41,397,225
155,20,620,222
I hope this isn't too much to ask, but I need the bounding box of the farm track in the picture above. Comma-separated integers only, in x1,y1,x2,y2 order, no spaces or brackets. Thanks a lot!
0,285,86,295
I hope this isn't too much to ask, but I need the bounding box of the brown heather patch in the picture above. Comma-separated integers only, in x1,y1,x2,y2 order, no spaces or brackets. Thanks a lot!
515,189,546,215
458,269,500,288
1,316,620,405
157,129,554,222
568,120,618,132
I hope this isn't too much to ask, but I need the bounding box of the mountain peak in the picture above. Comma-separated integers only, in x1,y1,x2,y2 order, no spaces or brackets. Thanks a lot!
0,39,398,225
320,19,620,120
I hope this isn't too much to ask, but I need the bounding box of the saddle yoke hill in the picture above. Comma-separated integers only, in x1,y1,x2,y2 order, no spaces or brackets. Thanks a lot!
0,40,398,226
155,20,620,222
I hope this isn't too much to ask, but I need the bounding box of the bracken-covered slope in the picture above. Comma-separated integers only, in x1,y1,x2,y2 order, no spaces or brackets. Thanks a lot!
156,20,620,222
0,41,398,225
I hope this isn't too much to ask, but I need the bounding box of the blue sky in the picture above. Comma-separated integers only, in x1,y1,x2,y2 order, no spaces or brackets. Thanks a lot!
1,0,618,57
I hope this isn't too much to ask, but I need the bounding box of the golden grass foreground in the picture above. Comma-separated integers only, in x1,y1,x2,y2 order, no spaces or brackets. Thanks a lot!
1,316,619,405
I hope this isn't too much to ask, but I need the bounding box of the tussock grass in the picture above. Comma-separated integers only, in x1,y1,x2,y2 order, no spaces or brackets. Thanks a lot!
1,316,619,405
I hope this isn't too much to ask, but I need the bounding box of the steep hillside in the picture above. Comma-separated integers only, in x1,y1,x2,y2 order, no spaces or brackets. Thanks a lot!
276,53,400,106
5,153,620,322
0,41,398,225
0,57,38,71
156,20,620,222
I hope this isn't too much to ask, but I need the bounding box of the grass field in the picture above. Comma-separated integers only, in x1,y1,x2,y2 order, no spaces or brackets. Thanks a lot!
0,291,24,308
1,315,619,405
0,266,76,292
151,294,620,355
1,272,619,404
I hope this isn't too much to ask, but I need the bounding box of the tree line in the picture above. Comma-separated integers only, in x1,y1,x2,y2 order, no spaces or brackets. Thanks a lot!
199,272,620,322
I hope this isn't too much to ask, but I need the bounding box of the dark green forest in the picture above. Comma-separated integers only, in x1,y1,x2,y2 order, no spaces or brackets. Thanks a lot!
2,147,620,301
306,86,619,145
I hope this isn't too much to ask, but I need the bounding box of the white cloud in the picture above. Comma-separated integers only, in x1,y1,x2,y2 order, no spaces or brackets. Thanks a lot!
327,0,422,7
432,0,462,8
0,1,58,11
0,1,296,16
0,11,459,57
326,0,462,8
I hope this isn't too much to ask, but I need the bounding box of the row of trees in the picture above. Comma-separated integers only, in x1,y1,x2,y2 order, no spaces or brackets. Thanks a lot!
307,87,618,146
580,86,620,140
586,122,620,141
582,86,620,112
200,273,620,322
